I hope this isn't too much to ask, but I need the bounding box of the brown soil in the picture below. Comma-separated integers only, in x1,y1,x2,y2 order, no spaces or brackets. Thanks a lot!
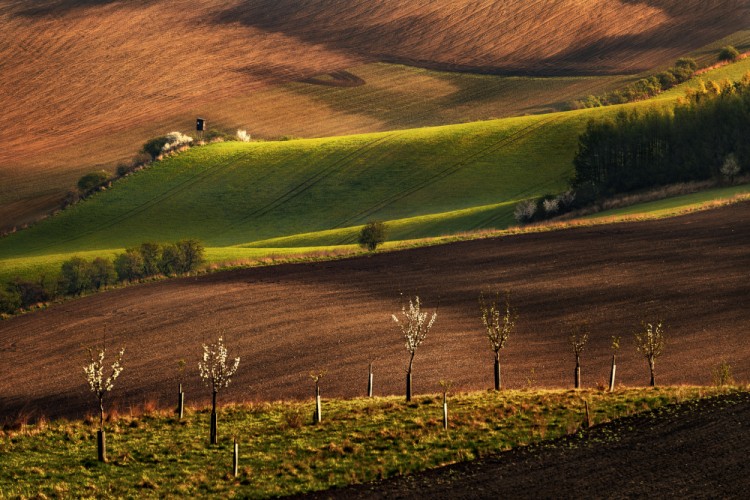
1,203,749,422
2,0,748,229
298,391,750,499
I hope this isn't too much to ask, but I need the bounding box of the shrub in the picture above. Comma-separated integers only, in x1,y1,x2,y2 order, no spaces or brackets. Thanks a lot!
10,279,51,308
712,361,734,387
542,198,559,215
139,242,161,276
0,287,21,314
77,171,109,193
158,243,181,276
161,131,193,152
719,45,740,62
115,163,131,177
89,257,117,290
141,136,171,160
358,221,387,251
175,239,204,273
59,257,93,295
114,250,144,282
513,199,537,223
237,129,251,142
720,153,741,183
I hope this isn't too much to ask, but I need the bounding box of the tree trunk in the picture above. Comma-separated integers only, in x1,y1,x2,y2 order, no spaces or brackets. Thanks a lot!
442,393,448,430
367,363,373,398
99,397,105,432
406,353,415,402
649,357,655,387
314,384,322,424
210,391,218,445
609,354,617,392
177,383,184,420
494,351,501,391
233,439,239,478
97,429,106,462
575,358,581,389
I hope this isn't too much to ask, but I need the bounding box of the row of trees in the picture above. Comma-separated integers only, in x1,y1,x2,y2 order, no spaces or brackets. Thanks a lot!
0,240,204,315
84,293,670,462
570,58,697,109
573,75,750,196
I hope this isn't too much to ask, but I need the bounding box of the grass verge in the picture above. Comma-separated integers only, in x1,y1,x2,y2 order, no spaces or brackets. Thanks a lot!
0,386,737,498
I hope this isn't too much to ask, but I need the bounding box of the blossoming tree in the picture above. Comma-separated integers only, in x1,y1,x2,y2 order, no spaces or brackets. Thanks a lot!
392,295,437,401
634,321,666,386
198,336,240,444
83,345,125,462
479,290,516,391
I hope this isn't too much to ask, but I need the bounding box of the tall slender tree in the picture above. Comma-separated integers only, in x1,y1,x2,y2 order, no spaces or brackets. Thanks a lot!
392,295,437,402
479,290,516,391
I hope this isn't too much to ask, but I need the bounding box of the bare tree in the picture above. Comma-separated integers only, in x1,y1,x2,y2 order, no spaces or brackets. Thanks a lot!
198,336,240,444
479,290,516,390
634,321,666,387
569,323,589,389
392,295,437,401
83,343,124,462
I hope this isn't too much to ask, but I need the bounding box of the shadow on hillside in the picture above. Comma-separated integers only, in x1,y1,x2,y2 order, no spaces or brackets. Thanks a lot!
12,0,153,17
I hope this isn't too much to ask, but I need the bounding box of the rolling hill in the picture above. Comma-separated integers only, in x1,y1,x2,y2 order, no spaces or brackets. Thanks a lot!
1,0,749,229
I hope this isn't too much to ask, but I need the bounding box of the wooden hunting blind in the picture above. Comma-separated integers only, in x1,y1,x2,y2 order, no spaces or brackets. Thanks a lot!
196,118,205,132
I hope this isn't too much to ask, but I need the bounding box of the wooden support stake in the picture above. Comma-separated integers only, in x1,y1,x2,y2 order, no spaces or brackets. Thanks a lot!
177,383,184,420
443,400,448,431
367,363,373,398
584,400,592,428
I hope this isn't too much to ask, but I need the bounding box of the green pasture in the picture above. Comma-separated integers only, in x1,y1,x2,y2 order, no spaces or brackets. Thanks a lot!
0,387,734,498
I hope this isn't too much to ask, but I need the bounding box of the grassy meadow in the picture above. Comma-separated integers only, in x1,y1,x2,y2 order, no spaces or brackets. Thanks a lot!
0,387,734,498
2,56,750,285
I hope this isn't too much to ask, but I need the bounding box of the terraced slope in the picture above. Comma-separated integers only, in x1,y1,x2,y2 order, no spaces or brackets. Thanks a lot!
2,0,748,228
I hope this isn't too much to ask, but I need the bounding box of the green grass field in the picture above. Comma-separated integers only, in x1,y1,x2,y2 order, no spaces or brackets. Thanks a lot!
1,57,748,285
0,387,733,498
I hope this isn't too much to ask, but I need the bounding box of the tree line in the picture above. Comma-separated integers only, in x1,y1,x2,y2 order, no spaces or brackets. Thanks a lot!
573,74,750,196
0,240,204,315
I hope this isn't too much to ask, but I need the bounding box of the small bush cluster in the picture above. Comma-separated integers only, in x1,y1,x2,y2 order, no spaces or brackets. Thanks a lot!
514,190,579,224
570,58,697,109
0,240,204,317
718,45,741,63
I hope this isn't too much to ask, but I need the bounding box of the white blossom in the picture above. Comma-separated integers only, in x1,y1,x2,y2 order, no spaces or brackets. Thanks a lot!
543,198,559,214
198,336,240,393
236,129,251,142
392,295,437,355
161,131,194,153
84,347,125,399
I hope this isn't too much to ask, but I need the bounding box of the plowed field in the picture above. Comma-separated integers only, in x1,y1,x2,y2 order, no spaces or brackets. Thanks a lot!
2,0,749,228
1,202,748,421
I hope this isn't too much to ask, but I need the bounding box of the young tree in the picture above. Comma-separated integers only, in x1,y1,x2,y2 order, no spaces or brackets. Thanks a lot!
721,154,741,184
479,290,516,390
114,249,144,282
175,239,205,273
59,257,93,295
569,323,589,389
198,336,240,444
310,371,326,424
634,321,666,387
358,221,387,251
83,343,125,462
392,295,437,401
139,242,161,277
89,257,117,290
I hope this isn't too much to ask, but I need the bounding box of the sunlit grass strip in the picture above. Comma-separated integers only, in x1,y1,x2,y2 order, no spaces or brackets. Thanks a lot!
0,387,736,498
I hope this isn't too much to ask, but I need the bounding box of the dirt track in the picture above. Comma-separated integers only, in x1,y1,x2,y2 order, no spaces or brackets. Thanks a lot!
1,203,749,421
300,391,750,499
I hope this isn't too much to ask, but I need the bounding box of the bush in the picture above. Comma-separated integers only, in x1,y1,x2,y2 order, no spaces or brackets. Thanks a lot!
10,279,51,308
59,257,93,295
114,250,144,282
174,239,205,273
719,45,740,62
159,243,181,275
89,257,117,290
0,287,21,314
712,361,734,387
358,221,387,251
77,171,109,193
513,200,537,223
141,136,171,160
237,129,251,142
139,242,161,276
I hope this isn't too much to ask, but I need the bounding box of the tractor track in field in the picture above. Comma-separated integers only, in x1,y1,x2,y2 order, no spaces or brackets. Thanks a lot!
1,202,749,422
